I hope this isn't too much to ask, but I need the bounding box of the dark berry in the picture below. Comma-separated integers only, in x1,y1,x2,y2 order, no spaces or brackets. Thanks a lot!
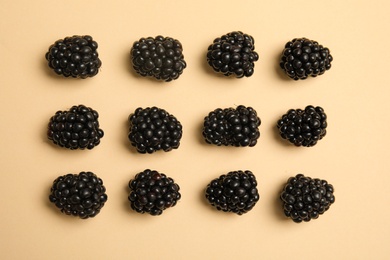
128,107,183,154
128,169,181,216
205,170,260,215
280,38,333,80
202,105,261,147
45,35,102,78
277,105,327,147
130,36,186,81
47,105,104,150
206,31,259,78
49,171,108,219
280,174,335,223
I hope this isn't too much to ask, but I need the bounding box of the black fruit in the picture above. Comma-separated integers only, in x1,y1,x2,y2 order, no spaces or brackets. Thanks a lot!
49,171,108,219
45,35,102,78
280,38,333,80
280,174,335,223
130,36,186,81
277,105,327,147
205,170,260,215
206,31,259,78
128,169,181,216
202,105,261,147
128,107,183,154
47,105,104,150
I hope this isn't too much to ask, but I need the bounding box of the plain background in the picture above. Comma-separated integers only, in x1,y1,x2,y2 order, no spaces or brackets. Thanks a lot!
1,0,390,259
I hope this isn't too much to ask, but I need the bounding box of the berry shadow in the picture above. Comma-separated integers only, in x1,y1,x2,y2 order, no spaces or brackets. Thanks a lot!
44,178,59,213
272,181,290,221
41,54,59,79
41,118,66,151
196,118,207,145
124,49,144,80
273,49,292,82
122,182,139,216
41,118,51,144
41,56,63,80
271,118,292,148
121,117,140,155
198,183,212,208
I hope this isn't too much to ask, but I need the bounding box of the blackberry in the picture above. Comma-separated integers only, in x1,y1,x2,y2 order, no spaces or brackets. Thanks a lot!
202,105,261,147
206,31,259,78
49,171,108,219
130,36,186,81
128,107,183,154
45,35,102,78
280,174,335,223
205,170,260,215
280,38,333,80
47,105,104,150
277,105,327,147
128,169,181,216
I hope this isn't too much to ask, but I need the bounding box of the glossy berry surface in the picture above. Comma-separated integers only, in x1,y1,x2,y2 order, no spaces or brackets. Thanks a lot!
280,37,333,80
280,174,335,223
47,105,104,150
128,107,183,154
277,105,327,147
49,171,108,219
128,169,181,216
45,35,102,78
205,170,260,215
130,36,186,81
207,31,259,78
203,105,261,147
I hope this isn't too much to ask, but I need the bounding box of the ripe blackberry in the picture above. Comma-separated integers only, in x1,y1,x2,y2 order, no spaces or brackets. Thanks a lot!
47,105,104,150
49,171,108,219
130,36,187,81
206,31,259,78
280,174,335,223
280,38,333,80
202,105,261,147
45,35,102,78
277,105,327,147
205,170,260,215
128,107,183,154
128,169,181,216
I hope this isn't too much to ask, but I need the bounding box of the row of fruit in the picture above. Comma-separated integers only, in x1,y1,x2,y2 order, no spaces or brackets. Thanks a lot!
49,169,335,223
45,32,333,81
47,104,328,151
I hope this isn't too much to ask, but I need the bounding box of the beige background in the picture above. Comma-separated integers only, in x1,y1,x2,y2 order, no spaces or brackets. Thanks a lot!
1,0,390,259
